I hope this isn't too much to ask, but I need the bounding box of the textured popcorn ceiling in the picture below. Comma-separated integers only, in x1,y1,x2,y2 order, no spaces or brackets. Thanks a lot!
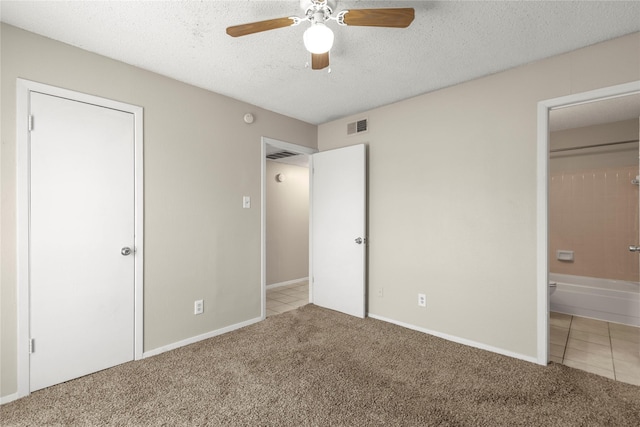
2,1,640,125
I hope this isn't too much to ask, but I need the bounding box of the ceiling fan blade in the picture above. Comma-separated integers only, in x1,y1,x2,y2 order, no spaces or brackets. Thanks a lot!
312,52,330,70
342,8,415,28
226,17,295,37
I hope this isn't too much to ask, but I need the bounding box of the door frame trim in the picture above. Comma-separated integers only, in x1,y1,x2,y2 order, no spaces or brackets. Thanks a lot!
16,79,144,398
260,137,317,319
536,80,640,365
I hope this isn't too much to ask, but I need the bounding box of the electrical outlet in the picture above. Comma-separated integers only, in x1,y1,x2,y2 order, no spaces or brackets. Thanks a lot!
194,299,204,315
377,288,384,298
418,293,426,307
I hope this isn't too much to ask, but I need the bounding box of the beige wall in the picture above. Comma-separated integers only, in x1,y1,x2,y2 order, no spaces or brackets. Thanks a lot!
317,33,640,359
265,161,309,285
0,24,317,398
550,119,639,172
549,120,639,281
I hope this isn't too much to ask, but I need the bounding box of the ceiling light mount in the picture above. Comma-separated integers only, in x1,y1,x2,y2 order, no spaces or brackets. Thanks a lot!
302,0,336,20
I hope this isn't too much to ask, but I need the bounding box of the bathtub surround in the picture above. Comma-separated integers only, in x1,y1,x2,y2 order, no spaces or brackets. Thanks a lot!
549,165,639,281
549,119,640,281
2,305,639,426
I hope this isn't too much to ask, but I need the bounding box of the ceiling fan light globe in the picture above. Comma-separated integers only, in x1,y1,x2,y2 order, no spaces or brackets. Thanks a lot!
303,23,334,54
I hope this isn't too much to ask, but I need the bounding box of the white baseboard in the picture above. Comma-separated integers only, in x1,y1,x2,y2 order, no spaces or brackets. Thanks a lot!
142,316,263,359
2,317,264,404
0,392,20,405
266,277,309,289
2,311,538,405
368,313,539,365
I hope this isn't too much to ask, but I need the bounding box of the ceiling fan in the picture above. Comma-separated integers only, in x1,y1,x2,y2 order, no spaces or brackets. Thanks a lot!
226,0,415,70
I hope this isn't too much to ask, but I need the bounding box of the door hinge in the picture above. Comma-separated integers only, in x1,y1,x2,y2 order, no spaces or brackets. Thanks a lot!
29,338,35,354
28,115,34,131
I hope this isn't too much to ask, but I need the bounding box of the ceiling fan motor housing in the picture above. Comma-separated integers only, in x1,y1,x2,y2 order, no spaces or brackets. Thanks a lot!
301,0,337,17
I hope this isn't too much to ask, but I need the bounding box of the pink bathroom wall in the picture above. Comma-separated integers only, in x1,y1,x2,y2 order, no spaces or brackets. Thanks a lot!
549,165,639,281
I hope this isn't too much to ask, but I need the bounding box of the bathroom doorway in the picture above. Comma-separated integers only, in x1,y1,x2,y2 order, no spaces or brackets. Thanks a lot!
537,81,640,365
540,82,640,383
260,137,317,319
548,98,640,315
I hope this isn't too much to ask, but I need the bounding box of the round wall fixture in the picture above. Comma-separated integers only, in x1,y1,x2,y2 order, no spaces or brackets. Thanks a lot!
276,173,286,182
243,113,254,124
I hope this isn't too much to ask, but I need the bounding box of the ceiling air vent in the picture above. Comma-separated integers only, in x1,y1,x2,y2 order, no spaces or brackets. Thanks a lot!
347,118,368,136
266,150,298,160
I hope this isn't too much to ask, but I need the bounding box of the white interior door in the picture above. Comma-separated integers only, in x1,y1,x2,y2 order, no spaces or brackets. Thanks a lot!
29,92,135,391
311,144,366,318
629,116,640,281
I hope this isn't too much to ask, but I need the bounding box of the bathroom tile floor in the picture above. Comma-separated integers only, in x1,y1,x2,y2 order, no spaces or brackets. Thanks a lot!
550,312,640,385
266,280,309,317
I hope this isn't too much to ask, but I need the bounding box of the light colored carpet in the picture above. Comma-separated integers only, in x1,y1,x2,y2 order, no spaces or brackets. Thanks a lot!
2,304,639,426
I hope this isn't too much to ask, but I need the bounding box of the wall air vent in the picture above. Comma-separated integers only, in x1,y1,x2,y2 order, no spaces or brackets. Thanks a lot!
266,150,298,160
347,118,368,136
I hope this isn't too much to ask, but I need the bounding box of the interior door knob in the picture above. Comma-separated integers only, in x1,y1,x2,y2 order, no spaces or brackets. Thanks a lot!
121,247,132,256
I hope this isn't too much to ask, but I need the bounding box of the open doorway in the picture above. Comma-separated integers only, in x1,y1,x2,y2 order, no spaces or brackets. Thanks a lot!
536,81,640,371
260,137,318,319
547,95,640,383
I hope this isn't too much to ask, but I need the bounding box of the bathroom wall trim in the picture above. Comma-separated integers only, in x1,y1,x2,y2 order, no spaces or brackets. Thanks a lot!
536,80,640,365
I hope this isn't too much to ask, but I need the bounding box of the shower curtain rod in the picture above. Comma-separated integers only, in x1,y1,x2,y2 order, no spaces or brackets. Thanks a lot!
550,138,640,153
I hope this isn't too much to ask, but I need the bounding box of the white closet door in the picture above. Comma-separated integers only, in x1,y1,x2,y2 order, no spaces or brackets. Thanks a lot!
29,92,135,391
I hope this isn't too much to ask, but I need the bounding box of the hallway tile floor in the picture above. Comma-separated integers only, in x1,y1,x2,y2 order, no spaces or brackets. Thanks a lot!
266,280,309,317
550,312,640,385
